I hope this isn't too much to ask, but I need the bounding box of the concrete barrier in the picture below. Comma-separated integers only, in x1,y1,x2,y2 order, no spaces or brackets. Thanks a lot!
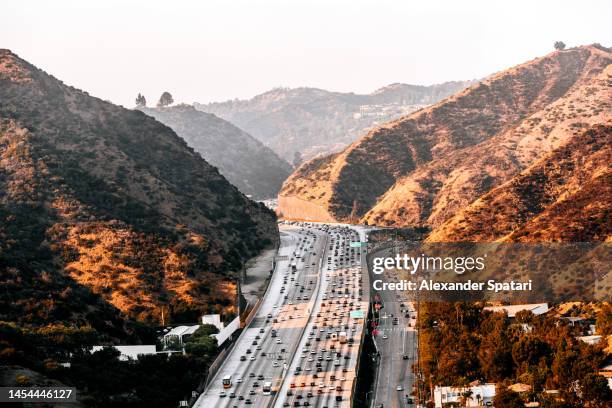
277,195,337,222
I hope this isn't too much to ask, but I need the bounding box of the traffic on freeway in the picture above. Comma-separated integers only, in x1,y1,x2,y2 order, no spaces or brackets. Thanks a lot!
370,247,419,408
194,222,368,408
276,225,367,408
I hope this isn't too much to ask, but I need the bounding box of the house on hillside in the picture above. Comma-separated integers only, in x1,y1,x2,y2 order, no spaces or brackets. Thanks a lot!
484,303,549,318
90,345,157,361
201,314,225,331
162,325,200,347
433,383,496,407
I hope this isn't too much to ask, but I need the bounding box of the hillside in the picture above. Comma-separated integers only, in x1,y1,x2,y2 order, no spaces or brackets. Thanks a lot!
278,45,612,226
140,105,291,199
194,81,471,161
426,123,611,242
0,49,278,338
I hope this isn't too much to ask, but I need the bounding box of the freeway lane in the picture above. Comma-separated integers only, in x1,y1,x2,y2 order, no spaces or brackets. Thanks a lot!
277,226,367,408
371,247,418,408
194,225,328,408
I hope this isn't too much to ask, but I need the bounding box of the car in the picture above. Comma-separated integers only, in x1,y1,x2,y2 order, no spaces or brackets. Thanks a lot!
403,355,409,360
250,356,256,361
219,391,227,397
249,390,255,395
249,372,256,378
382,334,388,339
229,392,236,398
276,339,282,344
238,395,244,400
240,355,246,361
396,385,403,391
245,398,252,405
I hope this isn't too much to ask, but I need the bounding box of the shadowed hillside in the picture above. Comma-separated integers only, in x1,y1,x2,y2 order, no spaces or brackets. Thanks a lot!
279,45,611,226
0,49,278,335
140,105,291,199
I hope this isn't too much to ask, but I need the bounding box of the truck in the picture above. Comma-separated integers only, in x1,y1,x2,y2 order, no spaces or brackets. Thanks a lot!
339,331,347,344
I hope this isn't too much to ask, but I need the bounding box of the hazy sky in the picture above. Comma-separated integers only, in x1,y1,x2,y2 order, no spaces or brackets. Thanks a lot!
3,0,611,107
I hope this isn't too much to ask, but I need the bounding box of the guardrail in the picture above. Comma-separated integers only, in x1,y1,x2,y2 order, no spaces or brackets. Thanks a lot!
350,229,371,407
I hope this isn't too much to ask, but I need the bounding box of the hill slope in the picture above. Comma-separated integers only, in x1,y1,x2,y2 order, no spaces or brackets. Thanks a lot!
139,105,291,199
0,49,278,336
427,123,611,242
194,81,471,161
278,45,611,225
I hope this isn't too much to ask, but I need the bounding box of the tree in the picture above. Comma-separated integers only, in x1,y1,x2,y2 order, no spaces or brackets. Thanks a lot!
157,91,174,107
493,387,524,408
579,373,612,408
554,41,566,51
293,151,303,168
135,93,147,107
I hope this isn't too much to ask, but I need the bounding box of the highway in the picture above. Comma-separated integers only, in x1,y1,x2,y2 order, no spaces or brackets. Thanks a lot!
276,225,367,408
370,247,419,408
194,223,368,408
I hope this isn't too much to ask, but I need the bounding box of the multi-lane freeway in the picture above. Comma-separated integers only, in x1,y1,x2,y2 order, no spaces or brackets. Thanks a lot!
194,222,368,408
370,247,419,408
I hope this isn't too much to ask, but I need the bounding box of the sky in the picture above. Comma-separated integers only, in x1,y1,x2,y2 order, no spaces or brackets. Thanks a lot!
2,0,611,107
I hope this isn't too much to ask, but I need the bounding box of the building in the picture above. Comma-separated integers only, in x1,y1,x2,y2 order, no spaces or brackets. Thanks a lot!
433,383,496,407
91,345,157,361
484,303,549,318
577,335,604,345
201,314,225,331
162,325,201,347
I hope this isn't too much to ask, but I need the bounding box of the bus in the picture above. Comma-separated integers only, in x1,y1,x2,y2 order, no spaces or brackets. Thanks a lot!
262,381,273,395
222,375,232,389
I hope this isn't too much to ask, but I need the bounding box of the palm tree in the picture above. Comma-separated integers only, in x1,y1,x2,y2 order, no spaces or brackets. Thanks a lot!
460,390,474,407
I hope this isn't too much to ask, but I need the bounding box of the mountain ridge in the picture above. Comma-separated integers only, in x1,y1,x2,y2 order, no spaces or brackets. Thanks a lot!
278,44,611,231
0,49,277,335
194,81,472,161
139,105,291,199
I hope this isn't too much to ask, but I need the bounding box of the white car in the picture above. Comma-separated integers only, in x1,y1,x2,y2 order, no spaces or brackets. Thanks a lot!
276,339,282,344
250,356,256,361
236,377,243,383
382,334,388,339
219,391,227,397
396,385,403,391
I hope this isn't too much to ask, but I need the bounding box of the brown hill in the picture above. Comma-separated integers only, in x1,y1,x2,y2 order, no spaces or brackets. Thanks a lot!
278,45,612,226
194,81,471,161
426,123,611,242
0,49,277,336
139,105,291,199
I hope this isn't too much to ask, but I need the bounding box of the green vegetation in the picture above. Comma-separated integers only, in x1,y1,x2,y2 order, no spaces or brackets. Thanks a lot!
418,303,611,407
184,324,218,357
0,322,218,407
